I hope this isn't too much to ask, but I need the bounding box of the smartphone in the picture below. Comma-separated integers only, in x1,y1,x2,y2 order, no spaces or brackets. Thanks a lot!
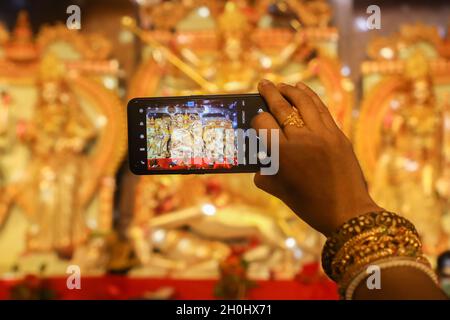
127,93,269,175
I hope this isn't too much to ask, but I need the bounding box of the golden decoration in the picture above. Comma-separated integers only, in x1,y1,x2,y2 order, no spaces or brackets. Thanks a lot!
39,53,66,81
0,12,125,263
0,22,9,45
356,23,450,256
286,0,331,27
4,11,39,62
366,23,441,62
37,24,112,60
125,0,352,279
124,2,351,134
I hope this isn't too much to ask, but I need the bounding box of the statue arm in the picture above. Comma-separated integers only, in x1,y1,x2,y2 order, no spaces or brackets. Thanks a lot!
0,186,15,227
122,17,217,92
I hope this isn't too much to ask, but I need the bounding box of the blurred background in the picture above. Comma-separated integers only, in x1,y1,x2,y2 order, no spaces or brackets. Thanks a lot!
0,0,449,299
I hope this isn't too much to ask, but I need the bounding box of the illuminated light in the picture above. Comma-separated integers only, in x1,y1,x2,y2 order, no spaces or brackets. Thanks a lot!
152,49,164,63
341,79,354,91
293,248,303,260
380,47,394,60
96,115,107,128
404,159,419,172
354,17,368,32
152,229,166,244
201,203,216,216
103,76,116,90
134,0,160,5
178,239,190,250
285,237,296,248
390,100,400,110
198,6,210,18
444,117,450,131
110,60,119,69
260,56,272,69
87,218,98,229
341,65,351,77
118,30,133,44
177,34,189,44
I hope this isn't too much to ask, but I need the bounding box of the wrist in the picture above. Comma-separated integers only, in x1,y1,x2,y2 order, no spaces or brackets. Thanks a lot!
323,201,383,237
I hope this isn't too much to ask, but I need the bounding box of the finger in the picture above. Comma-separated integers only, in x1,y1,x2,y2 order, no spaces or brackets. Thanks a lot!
253,173,284,198
295,82,338,130
251,112,287,146
277,83,323,131
258,79,296,128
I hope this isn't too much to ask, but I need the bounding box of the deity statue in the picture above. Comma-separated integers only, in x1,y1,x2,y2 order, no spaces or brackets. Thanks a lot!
0,90,12,179
123,0,313,94
124,0,350,279
0,12,125,273
371,51,446,253
127,171,315,279
13,55,96,258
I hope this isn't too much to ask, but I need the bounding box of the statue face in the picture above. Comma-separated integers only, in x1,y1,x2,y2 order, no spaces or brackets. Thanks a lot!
412,80,431,105
42,81,60,104
224,37,242,61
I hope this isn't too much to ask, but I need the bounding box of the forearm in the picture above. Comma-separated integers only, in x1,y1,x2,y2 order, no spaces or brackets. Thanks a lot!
353,267,448,300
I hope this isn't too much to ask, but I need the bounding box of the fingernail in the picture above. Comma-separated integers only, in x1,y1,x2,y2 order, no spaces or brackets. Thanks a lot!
259,79,271,86
278,82,288,87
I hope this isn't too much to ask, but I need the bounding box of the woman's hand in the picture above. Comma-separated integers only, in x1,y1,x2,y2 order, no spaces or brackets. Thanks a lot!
252,80,382,237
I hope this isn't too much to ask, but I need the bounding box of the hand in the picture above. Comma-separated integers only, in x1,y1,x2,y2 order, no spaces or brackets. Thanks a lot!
252,80,382,237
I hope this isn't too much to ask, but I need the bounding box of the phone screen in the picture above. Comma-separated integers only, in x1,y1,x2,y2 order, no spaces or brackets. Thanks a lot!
127,94,268,175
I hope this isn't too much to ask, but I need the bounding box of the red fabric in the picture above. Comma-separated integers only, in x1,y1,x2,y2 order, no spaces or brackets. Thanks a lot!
0,276,338,300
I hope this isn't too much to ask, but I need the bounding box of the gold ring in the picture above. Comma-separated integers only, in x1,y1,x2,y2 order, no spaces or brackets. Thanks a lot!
281,107,305,129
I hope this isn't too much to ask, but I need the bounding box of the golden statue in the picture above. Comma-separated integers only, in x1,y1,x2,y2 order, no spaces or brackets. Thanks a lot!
0,12,125,270
357,24,450,256
17,55,96,257
123,0,352,279
123,1,318,94
128,174,306,279
371,51,445,251
125,0,352,130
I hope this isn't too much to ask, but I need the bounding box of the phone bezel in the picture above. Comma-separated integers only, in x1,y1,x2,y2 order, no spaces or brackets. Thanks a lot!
127,93,269,175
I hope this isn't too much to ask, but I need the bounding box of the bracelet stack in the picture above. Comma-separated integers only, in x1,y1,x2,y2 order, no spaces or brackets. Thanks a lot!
321,211,439,299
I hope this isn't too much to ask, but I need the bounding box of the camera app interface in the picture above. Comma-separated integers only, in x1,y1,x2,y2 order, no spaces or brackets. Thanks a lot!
146,98,240,170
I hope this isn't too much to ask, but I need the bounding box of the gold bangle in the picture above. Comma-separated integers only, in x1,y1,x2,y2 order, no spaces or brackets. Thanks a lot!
319,209,431,300
322,211,419,280
332,228,422,280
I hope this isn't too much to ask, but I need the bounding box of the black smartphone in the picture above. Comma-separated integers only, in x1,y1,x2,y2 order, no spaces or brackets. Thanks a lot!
127,93,269,175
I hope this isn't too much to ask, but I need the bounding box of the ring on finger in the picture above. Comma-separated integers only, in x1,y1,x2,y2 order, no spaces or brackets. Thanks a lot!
281,107,305,129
